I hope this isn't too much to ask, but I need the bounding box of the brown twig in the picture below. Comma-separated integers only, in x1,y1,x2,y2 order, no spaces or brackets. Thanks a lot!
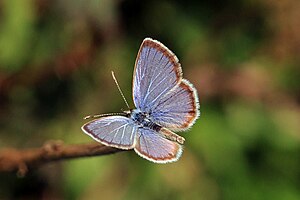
0,141,123,176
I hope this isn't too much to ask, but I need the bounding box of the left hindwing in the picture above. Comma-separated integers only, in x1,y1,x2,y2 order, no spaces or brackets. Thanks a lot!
134,127,183,163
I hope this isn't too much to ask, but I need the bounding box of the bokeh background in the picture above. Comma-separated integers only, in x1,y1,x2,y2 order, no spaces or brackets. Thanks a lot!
1,0,300,199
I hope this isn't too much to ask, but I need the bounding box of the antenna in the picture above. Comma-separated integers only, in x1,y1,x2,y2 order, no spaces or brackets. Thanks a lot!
84,112,126,120
111,71,130,109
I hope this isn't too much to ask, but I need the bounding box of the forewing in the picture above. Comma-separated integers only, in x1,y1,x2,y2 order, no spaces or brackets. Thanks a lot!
133,38,182,111
82,116,137,149
150,79,200,131
134,128,183,163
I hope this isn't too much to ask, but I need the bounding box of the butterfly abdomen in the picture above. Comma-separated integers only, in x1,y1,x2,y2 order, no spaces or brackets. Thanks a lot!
142,121,161,132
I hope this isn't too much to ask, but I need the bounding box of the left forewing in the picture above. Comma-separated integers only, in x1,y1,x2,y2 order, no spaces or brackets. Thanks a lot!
82,116,137,150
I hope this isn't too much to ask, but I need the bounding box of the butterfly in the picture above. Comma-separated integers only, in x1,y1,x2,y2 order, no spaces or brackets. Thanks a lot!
82,38,200,163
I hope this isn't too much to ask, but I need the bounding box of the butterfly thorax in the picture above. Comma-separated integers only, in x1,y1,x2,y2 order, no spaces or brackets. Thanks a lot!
130,109,161,132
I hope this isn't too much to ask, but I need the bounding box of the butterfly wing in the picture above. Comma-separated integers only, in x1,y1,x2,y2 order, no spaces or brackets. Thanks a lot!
133,38,182,111
134,127,183,163
150,79,199,131
82,116,137,149
133,38,199,131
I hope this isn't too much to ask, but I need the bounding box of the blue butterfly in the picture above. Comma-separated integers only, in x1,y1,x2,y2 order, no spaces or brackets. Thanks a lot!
82,38,200,163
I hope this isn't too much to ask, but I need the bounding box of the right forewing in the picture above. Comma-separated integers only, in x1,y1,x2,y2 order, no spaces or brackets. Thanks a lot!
132,38,182,112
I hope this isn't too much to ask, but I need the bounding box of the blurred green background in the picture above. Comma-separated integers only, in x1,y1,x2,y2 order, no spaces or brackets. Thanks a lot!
0,0,300,199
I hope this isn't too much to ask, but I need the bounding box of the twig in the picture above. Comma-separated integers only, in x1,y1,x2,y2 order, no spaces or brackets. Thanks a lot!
0,140,123,176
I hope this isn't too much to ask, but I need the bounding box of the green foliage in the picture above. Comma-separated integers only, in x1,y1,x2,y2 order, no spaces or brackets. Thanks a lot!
1,0,300,199
0,0,35,71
